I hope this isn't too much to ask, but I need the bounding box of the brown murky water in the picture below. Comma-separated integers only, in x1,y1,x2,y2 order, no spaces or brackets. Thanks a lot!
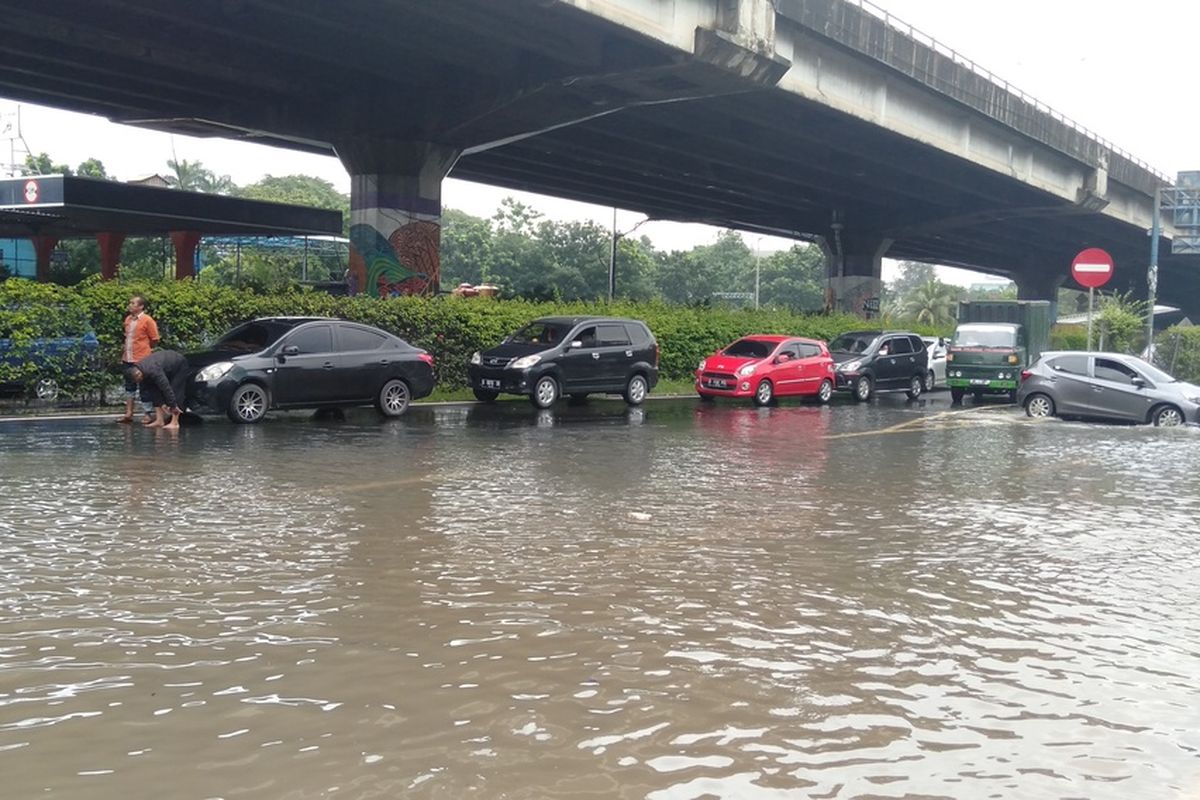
2,398,1199,799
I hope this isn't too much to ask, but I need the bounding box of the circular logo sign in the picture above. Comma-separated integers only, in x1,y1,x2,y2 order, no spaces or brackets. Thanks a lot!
23,179,39,204
1071,247,1114,289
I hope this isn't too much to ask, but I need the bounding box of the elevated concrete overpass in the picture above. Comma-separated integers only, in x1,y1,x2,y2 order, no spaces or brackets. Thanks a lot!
0,0,1192,313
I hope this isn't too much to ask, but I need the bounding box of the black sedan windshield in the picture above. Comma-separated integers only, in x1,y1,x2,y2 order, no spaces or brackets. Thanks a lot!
509,322,570,345
722,339,774,358
829,333,878,354
215,321,297,353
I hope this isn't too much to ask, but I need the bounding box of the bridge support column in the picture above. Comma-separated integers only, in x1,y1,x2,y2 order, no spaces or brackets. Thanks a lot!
1015,270,1062,323
32,235,58,283
336,141,459,298
170,231,201,280
96,232,126,281
826,233,891,318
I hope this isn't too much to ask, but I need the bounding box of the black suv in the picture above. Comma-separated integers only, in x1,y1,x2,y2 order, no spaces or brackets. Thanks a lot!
829,330,929,401
468,316,659,408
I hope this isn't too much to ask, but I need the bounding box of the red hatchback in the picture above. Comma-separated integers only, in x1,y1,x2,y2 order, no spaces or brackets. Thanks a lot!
695,335,835,405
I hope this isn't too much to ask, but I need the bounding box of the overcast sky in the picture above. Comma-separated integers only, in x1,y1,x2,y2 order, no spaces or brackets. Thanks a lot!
3,0,1196,286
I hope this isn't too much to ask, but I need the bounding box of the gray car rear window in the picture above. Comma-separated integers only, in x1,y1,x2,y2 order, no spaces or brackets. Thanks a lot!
1049,355,1088,375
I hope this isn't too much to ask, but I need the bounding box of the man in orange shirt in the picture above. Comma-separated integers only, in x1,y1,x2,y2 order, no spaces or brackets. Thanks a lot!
117,295,160,424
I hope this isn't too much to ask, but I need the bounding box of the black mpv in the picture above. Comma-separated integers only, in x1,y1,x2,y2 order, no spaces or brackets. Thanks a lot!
829,330,930,401
468,316,659,408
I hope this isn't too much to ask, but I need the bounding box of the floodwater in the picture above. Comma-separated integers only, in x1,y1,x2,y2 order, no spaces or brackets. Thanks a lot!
1,396,1199,799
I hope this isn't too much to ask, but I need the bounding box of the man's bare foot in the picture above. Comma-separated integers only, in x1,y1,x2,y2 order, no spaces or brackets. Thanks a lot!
163,420,179,430
144,419,164,428
116,416,133,424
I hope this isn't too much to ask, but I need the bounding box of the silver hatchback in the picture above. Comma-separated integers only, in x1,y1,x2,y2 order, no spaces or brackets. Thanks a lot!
1017,351,1200,427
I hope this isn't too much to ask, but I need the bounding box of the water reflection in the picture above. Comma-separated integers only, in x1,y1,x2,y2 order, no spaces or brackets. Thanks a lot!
1,403,1198,798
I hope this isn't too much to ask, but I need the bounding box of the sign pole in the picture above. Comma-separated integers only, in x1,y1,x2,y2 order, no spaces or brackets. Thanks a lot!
1086,286,1094,351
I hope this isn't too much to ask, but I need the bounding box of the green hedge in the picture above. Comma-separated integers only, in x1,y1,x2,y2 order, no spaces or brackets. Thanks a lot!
1155,326,1200,384
1049,324,1089,351
1,277,950,397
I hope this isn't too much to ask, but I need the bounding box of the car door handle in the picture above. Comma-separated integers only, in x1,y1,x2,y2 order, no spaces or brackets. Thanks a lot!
322,362,335,369
378,359,389,365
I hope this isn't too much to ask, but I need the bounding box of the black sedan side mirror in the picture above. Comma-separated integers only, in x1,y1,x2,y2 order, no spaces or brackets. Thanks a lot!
277,345,300,361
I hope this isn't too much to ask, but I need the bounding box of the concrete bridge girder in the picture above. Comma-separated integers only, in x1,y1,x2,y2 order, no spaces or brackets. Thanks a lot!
339,0,793,297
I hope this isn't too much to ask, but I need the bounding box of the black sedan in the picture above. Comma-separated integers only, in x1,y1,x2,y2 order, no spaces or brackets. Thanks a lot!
187,317,435,423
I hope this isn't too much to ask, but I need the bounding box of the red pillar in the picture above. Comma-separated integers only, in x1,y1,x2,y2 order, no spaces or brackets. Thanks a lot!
31,236,59,282
170,231,201,280
96,232,126,281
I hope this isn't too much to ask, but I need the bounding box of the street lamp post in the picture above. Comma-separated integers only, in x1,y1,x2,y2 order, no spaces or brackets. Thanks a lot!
609,210,651,302
1147,186,1161,360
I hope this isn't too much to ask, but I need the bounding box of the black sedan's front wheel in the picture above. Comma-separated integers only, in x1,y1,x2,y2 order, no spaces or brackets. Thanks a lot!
530,375,559,409
377,378,411,417
228,383,268,424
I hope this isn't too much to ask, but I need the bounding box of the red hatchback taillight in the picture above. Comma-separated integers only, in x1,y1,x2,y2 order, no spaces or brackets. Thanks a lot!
419,353,435,367
654,344,660,367
1019,369,1031,382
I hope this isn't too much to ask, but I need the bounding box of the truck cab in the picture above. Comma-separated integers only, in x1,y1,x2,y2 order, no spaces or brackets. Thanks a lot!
946,323,1025,401
946,300,1051,403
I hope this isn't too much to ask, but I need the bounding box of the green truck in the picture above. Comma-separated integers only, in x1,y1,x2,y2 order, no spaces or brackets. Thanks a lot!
946,300,1051,403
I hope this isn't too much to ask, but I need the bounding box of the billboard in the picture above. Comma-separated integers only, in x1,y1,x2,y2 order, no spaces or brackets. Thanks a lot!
1169,172,1200,255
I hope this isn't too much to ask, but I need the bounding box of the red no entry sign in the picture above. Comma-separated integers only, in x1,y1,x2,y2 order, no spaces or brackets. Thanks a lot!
1072,248,1114,289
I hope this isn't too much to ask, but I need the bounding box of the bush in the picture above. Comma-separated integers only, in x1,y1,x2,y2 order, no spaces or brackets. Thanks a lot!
2,278,952,397
1050,324,1088,351
1155,326,1200,383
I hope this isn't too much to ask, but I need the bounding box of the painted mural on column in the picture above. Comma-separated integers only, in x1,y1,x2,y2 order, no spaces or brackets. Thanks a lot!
348,173,441,297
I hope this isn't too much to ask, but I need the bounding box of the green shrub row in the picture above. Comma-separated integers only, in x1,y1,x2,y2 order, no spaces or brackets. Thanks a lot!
1,277,950,398
1155,326,1200,384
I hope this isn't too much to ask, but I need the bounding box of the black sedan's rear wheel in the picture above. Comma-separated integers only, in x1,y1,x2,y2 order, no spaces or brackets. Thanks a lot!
228,383,268,424
906,375,923,400
377,378,411,417
623,374,648,406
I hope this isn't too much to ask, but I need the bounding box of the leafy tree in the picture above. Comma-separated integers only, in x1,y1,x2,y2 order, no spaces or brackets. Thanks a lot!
1096,291,1148,353
886,261,937,312
24,152,72,176
756,244,825,311
238,175,349,235
75,158,110,179
167,158,234,194
893,279,961,325
441,209,496,286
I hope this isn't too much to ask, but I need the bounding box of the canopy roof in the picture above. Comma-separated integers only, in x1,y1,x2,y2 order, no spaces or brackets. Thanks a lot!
0,175,342,238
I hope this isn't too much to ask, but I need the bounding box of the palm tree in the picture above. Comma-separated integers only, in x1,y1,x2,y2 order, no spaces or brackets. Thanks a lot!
897,279,961,325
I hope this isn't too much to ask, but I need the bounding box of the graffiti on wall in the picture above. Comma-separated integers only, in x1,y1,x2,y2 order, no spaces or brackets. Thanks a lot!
348,219,440,298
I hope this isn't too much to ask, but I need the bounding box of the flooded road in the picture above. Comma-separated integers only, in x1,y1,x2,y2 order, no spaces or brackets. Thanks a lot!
2,396,1199,799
